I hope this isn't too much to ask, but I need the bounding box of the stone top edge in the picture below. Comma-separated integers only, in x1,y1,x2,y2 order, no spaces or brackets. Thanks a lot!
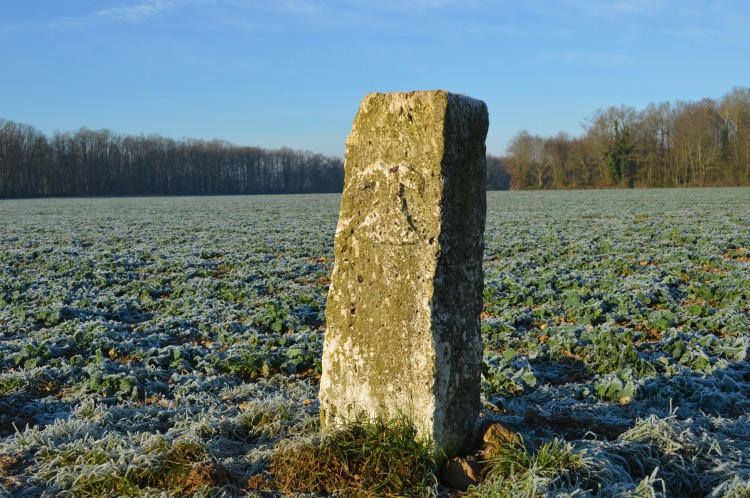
361,90,485,105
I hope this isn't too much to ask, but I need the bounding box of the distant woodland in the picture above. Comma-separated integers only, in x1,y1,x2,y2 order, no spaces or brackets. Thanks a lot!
0,122,345,197
505,87,750,189
1,87,748,197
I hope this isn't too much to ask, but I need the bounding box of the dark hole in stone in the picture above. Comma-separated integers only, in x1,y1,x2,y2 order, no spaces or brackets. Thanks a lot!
357,275,364,283
350,306,356,316
429,237,435,244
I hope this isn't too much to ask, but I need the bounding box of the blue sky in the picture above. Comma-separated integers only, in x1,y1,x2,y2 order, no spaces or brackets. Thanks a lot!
1,1,748,157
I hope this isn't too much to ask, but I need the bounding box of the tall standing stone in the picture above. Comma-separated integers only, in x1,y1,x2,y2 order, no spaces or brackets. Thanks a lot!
319,90,488,456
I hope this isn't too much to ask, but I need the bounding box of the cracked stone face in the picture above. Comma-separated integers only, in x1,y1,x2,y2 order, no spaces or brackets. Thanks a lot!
319,90,488,457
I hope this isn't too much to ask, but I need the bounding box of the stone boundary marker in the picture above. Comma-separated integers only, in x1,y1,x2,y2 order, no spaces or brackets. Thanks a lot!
319,90,489,456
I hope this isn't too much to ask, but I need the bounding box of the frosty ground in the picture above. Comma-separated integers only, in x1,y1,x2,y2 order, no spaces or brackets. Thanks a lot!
1,189,749,496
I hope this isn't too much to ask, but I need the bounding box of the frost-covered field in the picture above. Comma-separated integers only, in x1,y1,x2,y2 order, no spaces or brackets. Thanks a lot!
1,189,749,496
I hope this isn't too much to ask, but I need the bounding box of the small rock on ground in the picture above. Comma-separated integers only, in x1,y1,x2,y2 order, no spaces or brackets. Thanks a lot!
440,455,482,491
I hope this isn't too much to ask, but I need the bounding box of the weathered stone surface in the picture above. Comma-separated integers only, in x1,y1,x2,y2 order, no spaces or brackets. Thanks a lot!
319,90,488,456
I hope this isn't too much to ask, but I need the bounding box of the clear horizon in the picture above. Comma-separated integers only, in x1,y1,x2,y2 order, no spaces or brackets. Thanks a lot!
2,0,748,157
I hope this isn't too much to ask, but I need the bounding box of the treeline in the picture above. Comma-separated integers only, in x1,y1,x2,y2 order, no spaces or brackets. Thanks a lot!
9,85,746,197
505,87,750,189
0,120,345,197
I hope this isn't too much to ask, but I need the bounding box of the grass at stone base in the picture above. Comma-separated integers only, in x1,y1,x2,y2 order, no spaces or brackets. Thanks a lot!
269,417,641,498
269,416,436,496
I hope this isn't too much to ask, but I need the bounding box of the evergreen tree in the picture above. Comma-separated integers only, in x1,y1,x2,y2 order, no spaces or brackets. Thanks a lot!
604,121,636,187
